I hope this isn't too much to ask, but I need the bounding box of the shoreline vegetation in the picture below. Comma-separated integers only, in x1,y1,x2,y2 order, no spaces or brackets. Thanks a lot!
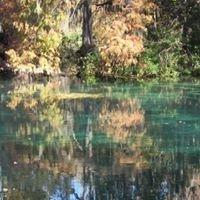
0,0,199,83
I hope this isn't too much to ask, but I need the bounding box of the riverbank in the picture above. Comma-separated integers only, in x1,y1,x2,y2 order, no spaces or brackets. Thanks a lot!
0,0,199,84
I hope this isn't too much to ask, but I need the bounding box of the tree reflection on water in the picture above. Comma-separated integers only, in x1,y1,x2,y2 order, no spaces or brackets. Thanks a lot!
0,81,200,199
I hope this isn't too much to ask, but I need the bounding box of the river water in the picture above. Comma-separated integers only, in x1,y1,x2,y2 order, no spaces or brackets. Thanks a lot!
0,80,200,200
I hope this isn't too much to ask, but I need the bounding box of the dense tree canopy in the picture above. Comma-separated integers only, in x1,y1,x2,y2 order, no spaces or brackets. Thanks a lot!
0,0,199,81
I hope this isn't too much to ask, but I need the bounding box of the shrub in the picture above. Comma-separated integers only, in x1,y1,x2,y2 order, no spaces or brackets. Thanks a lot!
60,31,82,77
138,23,183,81
82,52,100,84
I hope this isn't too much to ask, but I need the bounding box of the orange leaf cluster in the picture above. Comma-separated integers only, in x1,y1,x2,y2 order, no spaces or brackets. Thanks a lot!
94,0,155,71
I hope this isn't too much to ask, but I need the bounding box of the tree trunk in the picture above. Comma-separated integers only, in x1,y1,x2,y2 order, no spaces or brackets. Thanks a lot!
80,0,93,56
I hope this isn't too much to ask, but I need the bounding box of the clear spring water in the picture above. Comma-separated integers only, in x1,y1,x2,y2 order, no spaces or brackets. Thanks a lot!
0,80,200,200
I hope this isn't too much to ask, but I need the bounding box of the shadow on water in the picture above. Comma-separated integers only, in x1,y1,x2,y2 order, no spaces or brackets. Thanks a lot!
0,80,200,199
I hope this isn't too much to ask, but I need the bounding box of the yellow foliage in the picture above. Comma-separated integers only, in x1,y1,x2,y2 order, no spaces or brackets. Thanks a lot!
2,0,69,75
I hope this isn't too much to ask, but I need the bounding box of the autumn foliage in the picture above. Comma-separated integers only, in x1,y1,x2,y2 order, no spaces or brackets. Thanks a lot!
94,0,155,73
0,0,70,74
0,0,155,77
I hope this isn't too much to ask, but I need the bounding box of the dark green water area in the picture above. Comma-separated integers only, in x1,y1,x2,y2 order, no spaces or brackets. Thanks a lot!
0,80,200,200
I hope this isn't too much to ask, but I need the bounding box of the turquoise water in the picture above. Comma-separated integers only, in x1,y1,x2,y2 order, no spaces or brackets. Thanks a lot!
0,81,200,199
